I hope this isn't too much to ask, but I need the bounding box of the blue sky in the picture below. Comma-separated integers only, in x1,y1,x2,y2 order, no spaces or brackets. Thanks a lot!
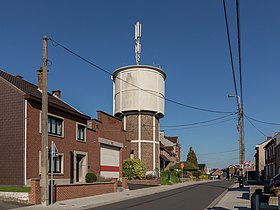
1,0,280,169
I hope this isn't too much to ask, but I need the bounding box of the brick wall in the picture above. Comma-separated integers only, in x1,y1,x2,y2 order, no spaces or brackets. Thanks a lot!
141,142,153,171
29,178,41,204
0,78,25,185
124,113,160,172
55,182,116,201
127,178,160,186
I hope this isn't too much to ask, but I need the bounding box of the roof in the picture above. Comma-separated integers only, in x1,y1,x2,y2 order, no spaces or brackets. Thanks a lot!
264,138,275,149
0,70,90,119
165,136,178,144
160,142,172,154
198,164,206,168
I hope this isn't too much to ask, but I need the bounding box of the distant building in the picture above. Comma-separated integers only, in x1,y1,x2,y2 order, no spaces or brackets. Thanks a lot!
255,137,273,182
274,132,280,174
264,137,276,180
198,164,207,174
159,132,180,170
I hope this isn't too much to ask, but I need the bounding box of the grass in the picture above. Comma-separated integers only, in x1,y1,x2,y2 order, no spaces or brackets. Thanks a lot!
0,186,31,192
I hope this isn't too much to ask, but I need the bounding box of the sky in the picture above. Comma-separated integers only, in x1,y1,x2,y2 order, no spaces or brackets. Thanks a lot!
1,0,280,169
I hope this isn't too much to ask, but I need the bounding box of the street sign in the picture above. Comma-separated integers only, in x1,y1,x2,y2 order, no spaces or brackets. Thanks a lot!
180,163,184,169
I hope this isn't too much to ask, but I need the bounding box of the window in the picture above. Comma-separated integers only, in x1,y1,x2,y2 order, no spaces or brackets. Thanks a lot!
48,154,63,174
77,124,86,141
48,116,63,136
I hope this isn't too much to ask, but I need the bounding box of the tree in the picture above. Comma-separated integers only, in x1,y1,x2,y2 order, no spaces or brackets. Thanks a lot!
186,146,198,167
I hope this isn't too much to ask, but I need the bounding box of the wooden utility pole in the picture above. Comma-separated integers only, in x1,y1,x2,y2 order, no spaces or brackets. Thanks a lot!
41,35,49,205
238,103,244,170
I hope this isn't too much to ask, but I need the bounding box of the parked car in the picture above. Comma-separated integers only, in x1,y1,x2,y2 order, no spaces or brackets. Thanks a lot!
269,173,280,188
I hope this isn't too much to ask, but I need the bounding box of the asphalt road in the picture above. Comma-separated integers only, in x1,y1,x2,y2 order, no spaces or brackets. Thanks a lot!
88,181,233,210
0,200,30,210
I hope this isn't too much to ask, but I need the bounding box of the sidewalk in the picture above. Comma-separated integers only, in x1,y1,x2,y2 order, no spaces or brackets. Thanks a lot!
21,180,251,210
21,180,213,210
207,182,251,210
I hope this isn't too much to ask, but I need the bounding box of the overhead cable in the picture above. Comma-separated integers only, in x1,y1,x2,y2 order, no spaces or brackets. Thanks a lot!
222,0,239,104
244,115,268,137
48,37,234,114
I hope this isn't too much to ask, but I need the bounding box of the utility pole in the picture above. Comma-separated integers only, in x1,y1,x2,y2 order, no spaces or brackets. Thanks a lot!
228,95,244,178
238,100,244,171
41,35,49,205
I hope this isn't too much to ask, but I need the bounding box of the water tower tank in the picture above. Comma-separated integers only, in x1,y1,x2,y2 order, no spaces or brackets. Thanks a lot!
113,65,166,118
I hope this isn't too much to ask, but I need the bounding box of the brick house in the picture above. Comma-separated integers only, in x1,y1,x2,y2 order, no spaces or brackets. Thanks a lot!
0,69,130,186
264,138,276,180
274,132,280,175
159,132,181,170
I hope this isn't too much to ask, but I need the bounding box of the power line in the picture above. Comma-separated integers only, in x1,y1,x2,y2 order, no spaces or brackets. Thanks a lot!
244,114,280,125
222,0,239,103
159,112,237,128
244,115,268,137
161,117,235,131
198,149,239,156
48,37,234,114
236,0,243,106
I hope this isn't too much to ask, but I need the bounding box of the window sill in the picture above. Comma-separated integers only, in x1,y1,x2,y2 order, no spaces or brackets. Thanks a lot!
48,133,64,139
48,173,64,176
76,139,86,143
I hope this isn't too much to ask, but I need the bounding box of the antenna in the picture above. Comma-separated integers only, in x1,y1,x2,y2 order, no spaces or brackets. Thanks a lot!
135,21,141,65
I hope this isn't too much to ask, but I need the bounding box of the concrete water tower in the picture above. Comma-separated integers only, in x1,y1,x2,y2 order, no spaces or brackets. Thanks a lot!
113,22,166,173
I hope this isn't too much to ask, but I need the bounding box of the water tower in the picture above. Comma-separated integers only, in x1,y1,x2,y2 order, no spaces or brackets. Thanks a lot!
113,22,166,173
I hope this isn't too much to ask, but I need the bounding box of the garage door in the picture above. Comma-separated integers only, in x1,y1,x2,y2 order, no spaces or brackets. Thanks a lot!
100,144,120,178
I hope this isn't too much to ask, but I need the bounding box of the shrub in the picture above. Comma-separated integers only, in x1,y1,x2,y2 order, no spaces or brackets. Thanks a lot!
160,170,180,185
123,159,146,180
193,170,202,178
85,172,97,183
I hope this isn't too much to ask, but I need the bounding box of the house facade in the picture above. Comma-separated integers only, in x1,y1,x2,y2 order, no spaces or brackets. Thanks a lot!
274,132,280,175
0,69,130,186
159,132,180,170
255,137,273,182
264,138,276,180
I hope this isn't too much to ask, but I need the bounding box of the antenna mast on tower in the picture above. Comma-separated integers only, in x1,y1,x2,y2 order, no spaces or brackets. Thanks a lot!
135,21,141,65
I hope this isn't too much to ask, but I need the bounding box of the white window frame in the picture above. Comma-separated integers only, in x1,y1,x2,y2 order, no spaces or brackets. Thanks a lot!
39,112,64,137
39,151,64,175
76,122,86,142
48,153,64,175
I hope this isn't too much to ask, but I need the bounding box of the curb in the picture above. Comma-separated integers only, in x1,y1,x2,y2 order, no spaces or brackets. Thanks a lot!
204,182,235,210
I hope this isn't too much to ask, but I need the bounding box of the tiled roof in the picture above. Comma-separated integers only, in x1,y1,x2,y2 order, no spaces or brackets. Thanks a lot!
165,136,178,144
0,70,90,119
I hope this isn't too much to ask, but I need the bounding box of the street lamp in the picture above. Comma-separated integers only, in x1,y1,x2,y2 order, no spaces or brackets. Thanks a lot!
228,94,244,185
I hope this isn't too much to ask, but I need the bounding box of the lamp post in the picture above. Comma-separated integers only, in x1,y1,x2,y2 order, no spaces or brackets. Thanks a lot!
228,94,244,181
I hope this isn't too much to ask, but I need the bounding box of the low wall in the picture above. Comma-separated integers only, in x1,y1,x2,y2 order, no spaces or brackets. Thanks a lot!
126,178,160,186
28,178,118,204
56,181,116,201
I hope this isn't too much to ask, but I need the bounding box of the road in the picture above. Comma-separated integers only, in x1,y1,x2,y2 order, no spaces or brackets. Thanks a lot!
88,181,233,210
0,200,30,210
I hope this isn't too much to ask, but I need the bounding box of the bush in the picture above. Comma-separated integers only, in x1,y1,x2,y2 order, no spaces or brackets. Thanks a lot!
193,170,202,178
160,170,180,185
85,172,97,183
123,159,146,180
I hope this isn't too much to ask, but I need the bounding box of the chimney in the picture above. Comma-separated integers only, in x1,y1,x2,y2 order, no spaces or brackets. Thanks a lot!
37,67,43,90
52,90,61,99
